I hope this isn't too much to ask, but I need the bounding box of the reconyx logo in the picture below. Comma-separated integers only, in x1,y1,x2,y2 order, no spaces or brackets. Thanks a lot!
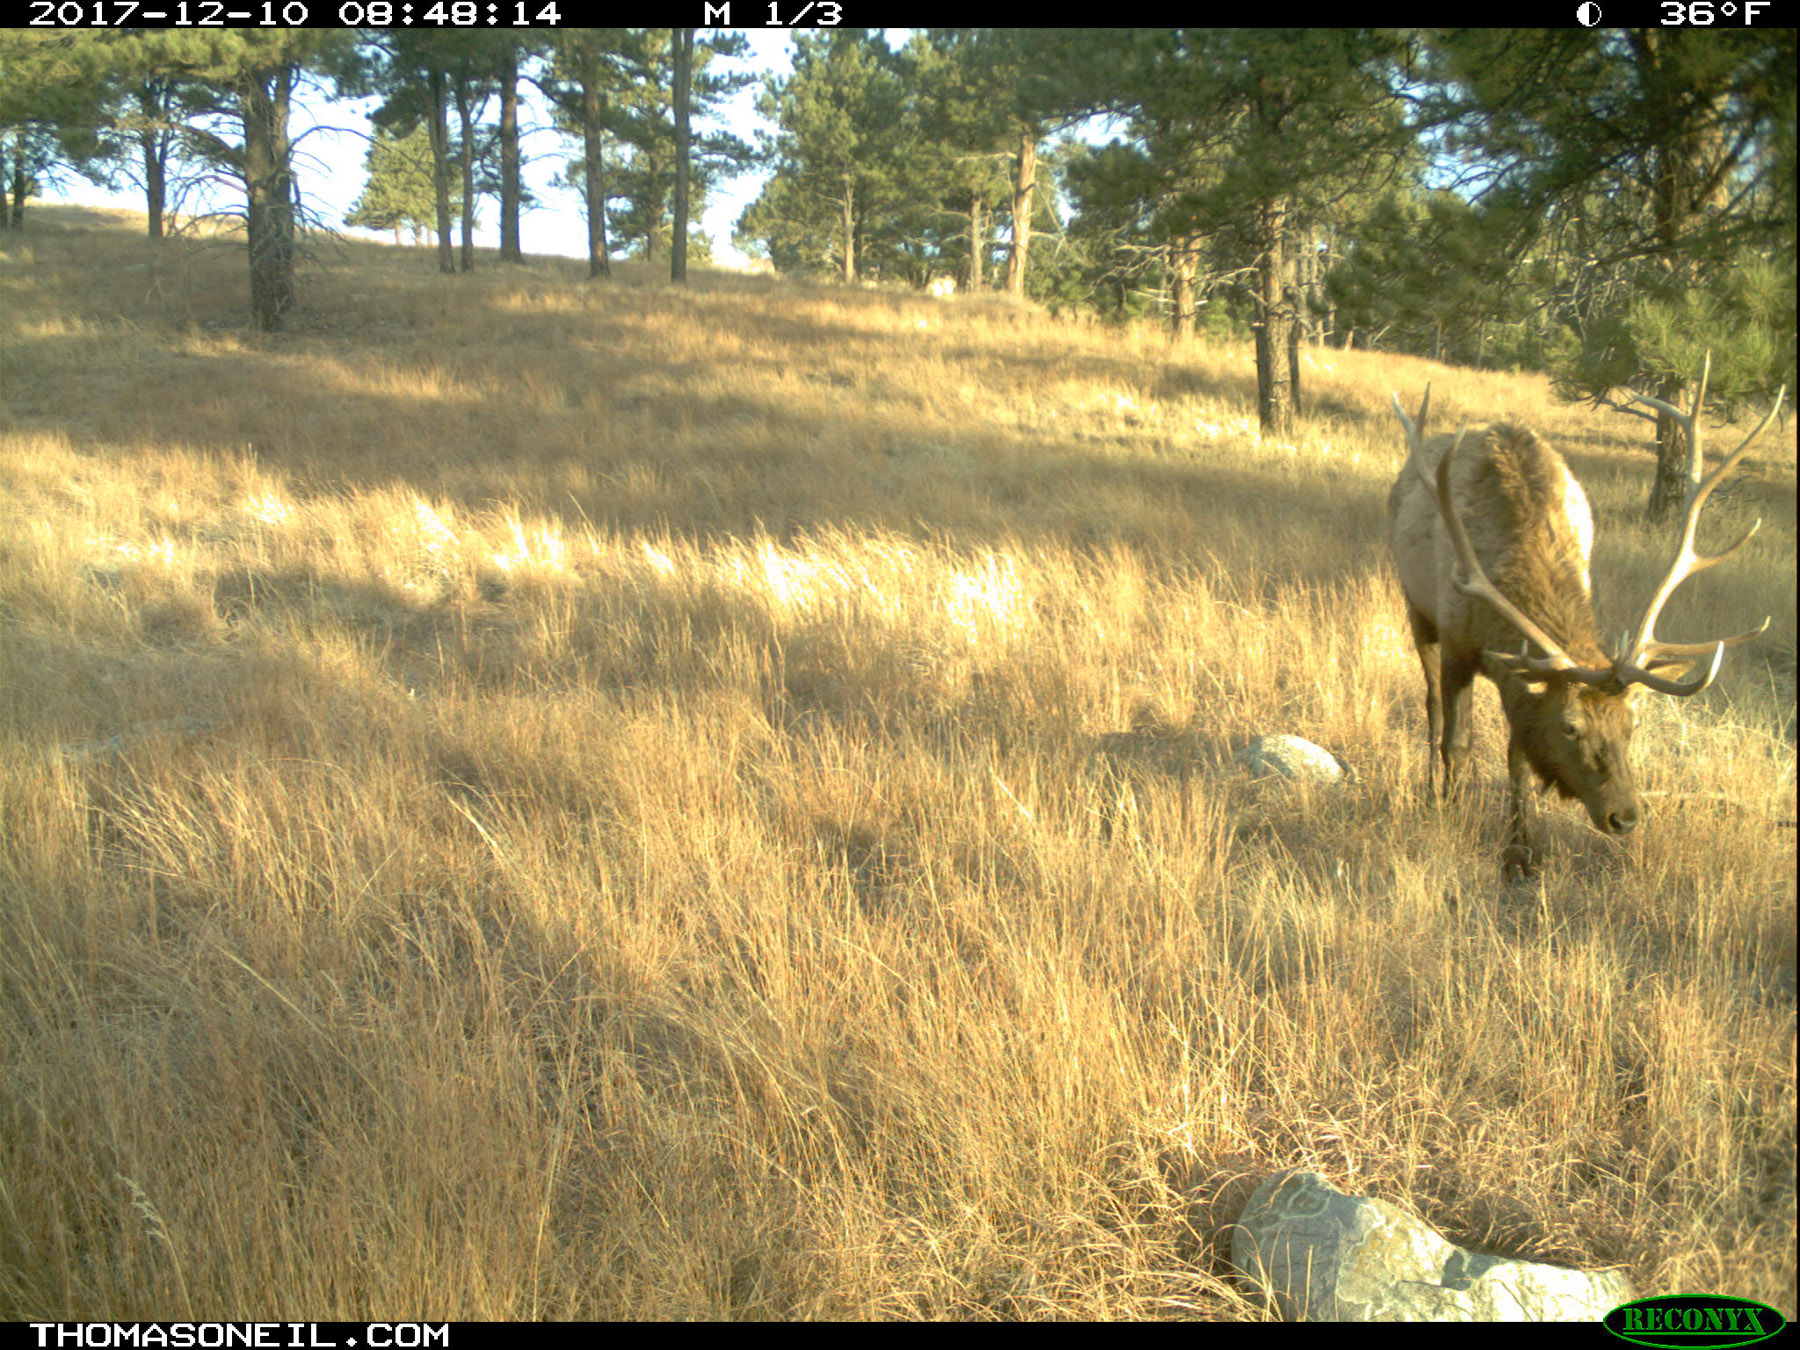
1604,1296,1786,1349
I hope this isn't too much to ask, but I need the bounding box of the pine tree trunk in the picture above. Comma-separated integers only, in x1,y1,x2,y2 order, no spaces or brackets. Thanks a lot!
642,144,663,264
840,173,856,284
455,78,475,272
136,83,167,241
968,193,985,292
1254,196,1295,436
1290,223,1308,398
1286,278,1303,417
1005,128,1036,297
1647,373,1693,522
4,129,25,228
581,70,610,280
242,63,296,332
499,46,521,263
142,131,165,241
428,68,455,275
1303,225,1324,346
1645,86,1702,526
1170,234,1198,339
671,28,694,286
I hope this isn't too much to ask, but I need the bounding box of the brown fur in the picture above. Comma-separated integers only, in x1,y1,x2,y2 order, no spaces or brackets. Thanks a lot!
1388,422,1642,876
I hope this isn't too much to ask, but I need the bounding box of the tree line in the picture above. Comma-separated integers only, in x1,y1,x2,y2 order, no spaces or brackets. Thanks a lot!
1,27,1791,517
0,30,752,309
743,28,1791,518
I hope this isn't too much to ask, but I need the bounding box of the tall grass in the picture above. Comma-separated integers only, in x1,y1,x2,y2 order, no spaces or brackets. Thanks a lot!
1,209,1792,1319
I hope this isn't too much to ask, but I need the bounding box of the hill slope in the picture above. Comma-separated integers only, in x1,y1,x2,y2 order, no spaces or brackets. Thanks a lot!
1,208,1793,1319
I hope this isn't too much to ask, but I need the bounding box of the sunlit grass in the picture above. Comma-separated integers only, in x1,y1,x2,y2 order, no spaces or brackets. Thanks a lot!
0,208,1792,1320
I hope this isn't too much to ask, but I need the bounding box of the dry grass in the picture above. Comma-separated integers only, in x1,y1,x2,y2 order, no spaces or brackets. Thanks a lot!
1,208,1793,1320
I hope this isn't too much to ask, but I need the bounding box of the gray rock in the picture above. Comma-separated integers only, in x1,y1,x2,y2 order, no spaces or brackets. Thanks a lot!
1235,734,1348,784
1230,1170,1632,1322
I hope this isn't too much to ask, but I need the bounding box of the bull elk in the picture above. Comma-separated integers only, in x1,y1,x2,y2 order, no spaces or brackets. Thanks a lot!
1388,368,1781,875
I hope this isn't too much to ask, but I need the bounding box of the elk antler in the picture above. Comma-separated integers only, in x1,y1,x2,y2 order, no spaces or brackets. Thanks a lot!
1431,429,1620,687
1621,361,1782,695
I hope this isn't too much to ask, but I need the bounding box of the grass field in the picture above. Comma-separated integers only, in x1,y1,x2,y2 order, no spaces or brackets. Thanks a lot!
1,207,1793,1319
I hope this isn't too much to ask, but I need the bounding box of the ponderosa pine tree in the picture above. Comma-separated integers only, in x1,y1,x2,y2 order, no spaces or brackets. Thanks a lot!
901,33,1017,292
1,31,200,236
155,31,349,329
0,32,106,228
1325,190,1539,365
604,29,749,267
346,124,445,244
964,30,1067,299
8,31,354,326
543,28,642,279
1104,29,1410,435
749,30,904,284
355,32,526,273
52,32,197,241
1427,28,1796,519
490,34,541,263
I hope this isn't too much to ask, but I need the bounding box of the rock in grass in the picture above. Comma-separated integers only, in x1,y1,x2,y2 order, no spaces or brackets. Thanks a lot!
1234,734,1348,785
1230,1170,1632,1322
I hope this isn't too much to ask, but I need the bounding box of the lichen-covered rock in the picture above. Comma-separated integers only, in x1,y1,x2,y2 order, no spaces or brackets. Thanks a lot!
1234,735,1348,784
1230,1170,1632,1322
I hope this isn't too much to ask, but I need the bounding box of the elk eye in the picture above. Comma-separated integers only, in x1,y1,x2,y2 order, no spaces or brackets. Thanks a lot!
1560,720,1580,739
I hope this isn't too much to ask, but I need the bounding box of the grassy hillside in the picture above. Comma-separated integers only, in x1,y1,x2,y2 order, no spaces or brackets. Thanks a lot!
1,208,1793,1320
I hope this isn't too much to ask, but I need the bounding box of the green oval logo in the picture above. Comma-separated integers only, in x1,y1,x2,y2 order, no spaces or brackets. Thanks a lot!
1604,1295,1786,1348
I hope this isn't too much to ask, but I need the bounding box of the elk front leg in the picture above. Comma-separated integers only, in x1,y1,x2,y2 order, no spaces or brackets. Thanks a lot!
1436,650,1479,803
1503,733,1541,879
1406,607,1446,798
